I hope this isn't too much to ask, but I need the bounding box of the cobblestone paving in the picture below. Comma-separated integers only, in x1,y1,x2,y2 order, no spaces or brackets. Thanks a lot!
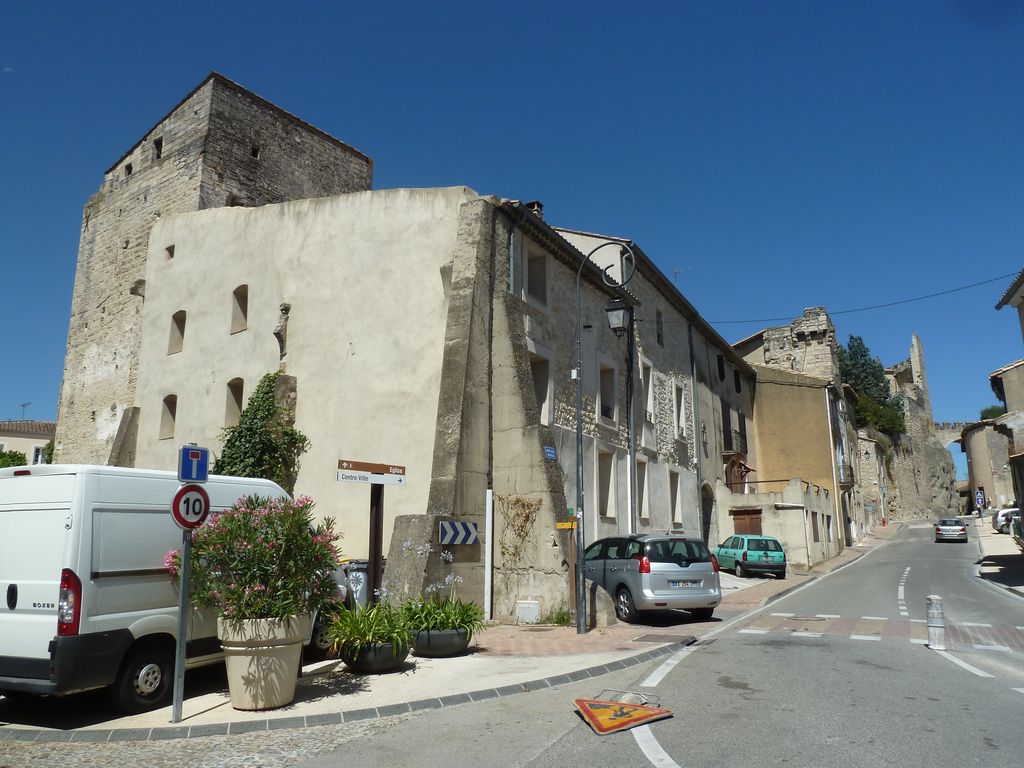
0,716,409,768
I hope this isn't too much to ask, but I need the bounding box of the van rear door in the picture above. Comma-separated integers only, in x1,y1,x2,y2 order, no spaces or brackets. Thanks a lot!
0,471,76,674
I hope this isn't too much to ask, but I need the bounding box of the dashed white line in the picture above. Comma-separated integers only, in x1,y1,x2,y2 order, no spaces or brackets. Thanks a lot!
861,616,887,621
738,629,768,635
770,612,794,617
911,619,926,624
934,650,994,678
962,622,993,628
816,614,840,619
850,635,881,642
973,644,1011,653
792,631,823,638
1013,688,1024,696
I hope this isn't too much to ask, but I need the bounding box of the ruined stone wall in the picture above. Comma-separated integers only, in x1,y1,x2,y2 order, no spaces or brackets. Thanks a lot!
55,74,373,464
761,307,838,380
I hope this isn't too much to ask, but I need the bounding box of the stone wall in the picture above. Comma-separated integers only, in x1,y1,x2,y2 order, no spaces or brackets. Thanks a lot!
55,74,372,464
761,307,838,379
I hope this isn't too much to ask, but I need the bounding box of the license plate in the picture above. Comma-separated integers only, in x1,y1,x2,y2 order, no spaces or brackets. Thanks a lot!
670,579,700,587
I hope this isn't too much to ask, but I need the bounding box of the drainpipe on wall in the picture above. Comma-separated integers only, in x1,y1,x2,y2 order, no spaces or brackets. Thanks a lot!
687,320,704,537
825,386,842,559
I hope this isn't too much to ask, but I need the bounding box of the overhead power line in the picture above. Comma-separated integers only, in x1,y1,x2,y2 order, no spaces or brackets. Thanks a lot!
710,271,1020,325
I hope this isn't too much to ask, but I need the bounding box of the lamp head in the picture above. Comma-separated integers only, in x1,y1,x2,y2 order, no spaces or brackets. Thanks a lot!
605,298,629,337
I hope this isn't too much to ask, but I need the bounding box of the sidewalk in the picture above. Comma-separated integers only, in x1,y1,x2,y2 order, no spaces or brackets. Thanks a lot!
974,513,1024,597
0,521,908,742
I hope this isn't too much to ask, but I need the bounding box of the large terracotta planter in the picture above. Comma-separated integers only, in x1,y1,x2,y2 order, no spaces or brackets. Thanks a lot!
411,629,471,658
218,615,310,710
339,642,409,673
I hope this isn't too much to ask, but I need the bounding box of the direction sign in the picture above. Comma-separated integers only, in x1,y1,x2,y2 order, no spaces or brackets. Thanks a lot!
178,445,210,484
171,484,211,530
338,459,406,476
337,470,407,486
439,520,478,545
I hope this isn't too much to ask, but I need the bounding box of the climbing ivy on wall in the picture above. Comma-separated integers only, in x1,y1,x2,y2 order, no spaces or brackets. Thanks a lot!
212,371,310,495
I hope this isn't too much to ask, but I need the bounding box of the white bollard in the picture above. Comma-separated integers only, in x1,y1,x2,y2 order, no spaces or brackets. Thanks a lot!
926,595,945,651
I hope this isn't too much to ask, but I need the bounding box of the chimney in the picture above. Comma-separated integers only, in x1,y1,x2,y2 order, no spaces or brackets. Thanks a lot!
525,200,544,220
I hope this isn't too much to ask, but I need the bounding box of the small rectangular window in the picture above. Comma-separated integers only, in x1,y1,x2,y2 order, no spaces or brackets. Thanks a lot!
717,354,725,381
124,163,133,178
160,395,177,440
526,251,547,304
226,378,244,427
674,382,687,438
656,310,664,346
251,144,261,159
529,353,552,426
637,461,648,519
231,285,249,334
599,363,617,422
642,362,654,423
734,370,742,394
168,310,186,355
598,450,615,518
153,137,163,160
669,470,681,524
33,446,45,465
721,397,733,451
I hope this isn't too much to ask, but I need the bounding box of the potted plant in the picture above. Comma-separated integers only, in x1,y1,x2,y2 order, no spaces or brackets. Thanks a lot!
171,494,340,710
401,583,485,658
326,601,411,673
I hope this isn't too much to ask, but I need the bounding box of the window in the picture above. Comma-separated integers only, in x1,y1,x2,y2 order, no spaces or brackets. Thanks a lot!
811,511,820,543
159,395,177,440
656,310,664,346
124,163,133,178
251,144,261,159
168,310,186,355
529,352,552,425
226,378,244,427
637,461,648,519
598,362,617,422
721,397,733,451
525,249,547,304
669,470,681,525
641,361,654,423
32,446,45,465
231,285,248,333
717,354,725,381
674,382,687,438
738,411,748,454
734,370,742,394
153,137,163,160
165,244,175,260
597,449,615,518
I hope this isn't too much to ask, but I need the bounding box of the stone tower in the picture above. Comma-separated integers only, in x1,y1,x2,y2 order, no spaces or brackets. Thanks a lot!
761,306,839,380
55,73,373,463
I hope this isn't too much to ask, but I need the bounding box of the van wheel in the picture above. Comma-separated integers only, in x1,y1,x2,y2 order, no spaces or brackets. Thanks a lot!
111,642,173,713
735,561,745,578
615,587,638,623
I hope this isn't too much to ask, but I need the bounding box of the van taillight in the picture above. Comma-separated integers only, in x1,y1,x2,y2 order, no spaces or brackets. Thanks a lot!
57,569,82,637
13,469,31,476
711,553,720,573
638,556,651,574
742,551,748,561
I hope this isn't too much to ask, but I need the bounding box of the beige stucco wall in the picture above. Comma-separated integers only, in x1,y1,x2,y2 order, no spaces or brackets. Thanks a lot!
134,187,476,557
0,429,52,464
963,423,1015,508
997,363,1024,414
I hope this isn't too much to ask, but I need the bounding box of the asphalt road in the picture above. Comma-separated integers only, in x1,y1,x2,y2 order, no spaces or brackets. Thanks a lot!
292,521,1024,768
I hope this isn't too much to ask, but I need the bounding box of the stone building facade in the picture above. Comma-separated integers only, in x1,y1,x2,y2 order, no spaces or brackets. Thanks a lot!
55,73,372,465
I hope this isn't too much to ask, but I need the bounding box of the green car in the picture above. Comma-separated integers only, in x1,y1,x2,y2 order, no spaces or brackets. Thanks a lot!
715,535,787,579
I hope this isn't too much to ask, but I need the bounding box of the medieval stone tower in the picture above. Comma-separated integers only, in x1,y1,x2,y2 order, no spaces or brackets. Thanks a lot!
55,73,373,463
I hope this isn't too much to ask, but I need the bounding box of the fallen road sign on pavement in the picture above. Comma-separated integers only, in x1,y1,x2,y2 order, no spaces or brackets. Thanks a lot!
574,694,673,735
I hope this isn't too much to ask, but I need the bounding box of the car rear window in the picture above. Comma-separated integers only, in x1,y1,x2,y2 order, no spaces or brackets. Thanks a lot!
748,538,783,552
938,519,961,526
646,539,710,563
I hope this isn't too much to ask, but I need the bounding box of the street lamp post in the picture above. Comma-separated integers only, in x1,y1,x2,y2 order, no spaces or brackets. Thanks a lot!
605,298,638,534
574,242,637,635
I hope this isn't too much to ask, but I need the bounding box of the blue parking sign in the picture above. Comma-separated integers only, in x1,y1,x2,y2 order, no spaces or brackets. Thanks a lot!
178,445,210,483
975,490,985,508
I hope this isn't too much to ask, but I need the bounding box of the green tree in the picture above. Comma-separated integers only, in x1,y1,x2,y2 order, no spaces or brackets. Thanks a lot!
0,450,28,468
980,404,1007,420
838,336,905,439
212,371,310,495
42,440,54,464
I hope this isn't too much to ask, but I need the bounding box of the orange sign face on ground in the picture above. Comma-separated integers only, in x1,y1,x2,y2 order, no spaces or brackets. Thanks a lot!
573,698,673,735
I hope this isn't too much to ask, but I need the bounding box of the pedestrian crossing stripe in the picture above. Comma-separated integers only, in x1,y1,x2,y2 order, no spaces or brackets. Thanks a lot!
574,699,673,735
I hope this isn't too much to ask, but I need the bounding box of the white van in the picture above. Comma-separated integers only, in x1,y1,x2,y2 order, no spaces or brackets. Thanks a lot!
0,464,289,712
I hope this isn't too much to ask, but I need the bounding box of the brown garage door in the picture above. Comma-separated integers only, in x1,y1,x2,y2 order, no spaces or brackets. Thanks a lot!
731,509,763,535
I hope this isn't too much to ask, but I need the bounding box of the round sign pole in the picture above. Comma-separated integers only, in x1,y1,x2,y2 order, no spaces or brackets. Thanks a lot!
169,483,210,724
171,529,192,724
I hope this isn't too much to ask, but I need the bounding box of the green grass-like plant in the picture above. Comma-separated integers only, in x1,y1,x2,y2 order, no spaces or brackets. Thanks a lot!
326,602,411,657
400,594,485,638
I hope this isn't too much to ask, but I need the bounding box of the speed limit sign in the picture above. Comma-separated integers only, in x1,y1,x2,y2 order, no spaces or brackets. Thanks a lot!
171,484,211,530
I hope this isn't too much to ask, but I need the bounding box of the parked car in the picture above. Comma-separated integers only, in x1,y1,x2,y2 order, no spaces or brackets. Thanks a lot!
583,534,721,623
934,517,968,543
992,508,1019,535
715,535,787,579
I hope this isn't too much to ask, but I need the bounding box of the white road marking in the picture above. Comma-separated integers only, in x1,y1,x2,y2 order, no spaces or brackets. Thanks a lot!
639,643,700,688
861,616,887,621
770,612,794,617
792,631,823,638
900,611,909,617
897,586,905,600
910,619,926,623
815,614,840,618
934,650,994,677
738,629,768,634
850,635,881,641
1013,688,1024,695
973,644,1010,653
961,622,992,628
911,638,928,645
633,724,682,767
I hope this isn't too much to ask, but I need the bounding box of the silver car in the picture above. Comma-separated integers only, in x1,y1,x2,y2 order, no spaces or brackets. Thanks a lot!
934,518,968,543
583,534,722,623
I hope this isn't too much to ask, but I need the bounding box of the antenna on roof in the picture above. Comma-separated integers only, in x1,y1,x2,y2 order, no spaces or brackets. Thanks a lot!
19,402,30,419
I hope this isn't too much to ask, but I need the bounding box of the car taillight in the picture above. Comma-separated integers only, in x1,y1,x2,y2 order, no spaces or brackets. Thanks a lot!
638,556,651,574
959,527,967,533
742,551,748,561
710,553,720,573
57,568,82,637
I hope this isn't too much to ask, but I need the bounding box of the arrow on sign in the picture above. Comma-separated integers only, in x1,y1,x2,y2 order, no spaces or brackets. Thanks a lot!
439,521,479,545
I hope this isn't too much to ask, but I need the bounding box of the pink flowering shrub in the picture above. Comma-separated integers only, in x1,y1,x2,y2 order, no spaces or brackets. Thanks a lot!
169,494,341,625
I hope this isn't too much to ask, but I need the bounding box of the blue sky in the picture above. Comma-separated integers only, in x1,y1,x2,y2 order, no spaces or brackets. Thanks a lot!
2,2,1021,455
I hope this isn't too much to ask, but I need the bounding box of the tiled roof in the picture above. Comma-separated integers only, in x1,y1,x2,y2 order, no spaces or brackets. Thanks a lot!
0,420,56,436
996,268,1024,310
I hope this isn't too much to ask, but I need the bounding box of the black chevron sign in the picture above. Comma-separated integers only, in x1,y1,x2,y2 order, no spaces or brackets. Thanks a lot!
438,521,479,545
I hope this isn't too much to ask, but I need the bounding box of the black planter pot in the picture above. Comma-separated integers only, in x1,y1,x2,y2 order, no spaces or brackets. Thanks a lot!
411,628,471,658
340,642,409,673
